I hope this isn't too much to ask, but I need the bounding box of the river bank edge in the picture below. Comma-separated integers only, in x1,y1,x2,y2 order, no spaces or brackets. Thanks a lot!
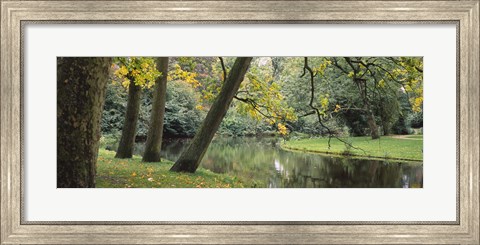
279,143,423,164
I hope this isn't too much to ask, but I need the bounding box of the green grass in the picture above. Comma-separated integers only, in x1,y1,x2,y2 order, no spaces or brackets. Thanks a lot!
404,135,423,139
96,149,251,188
282,135,423,162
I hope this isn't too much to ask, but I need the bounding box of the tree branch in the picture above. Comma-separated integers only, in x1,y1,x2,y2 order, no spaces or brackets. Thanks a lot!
303,57,366,154
218,57,227,83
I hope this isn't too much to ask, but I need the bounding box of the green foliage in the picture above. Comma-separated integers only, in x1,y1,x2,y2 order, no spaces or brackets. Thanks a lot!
163,80,205,137
98,134,119,150
101,77,205,139
102,56,423,140
390,93,416,135
100,82,151,139
218,105,275,136
236,58,297,125
391,115,410,135
409,111,423,128
101,82,128,135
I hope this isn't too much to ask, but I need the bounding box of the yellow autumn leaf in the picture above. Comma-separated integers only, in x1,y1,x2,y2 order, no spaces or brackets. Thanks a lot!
334,104,341,113
277,123,288,136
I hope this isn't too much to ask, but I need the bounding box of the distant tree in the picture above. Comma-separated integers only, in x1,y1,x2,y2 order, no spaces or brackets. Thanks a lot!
57,57,111,188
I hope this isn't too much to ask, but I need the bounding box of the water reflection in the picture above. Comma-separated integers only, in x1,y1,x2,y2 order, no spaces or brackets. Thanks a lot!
113,137,423,188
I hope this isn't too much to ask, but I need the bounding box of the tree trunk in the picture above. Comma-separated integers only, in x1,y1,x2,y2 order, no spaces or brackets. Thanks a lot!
355,78,380,140
382,120,390,136
367,110,380,139
57,57,111,188
142,57,169,162
170,57,253,173
115,79,142,158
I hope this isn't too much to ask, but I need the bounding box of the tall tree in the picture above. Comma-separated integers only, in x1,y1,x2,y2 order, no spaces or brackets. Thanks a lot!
170,57,253,173
57,57,111,188
114,57,160,158
115,80,142,158
142,57,169,162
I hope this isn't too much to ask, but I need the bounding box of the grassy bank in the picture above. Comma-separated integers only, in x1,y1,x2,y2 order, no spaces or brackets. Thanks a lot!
282,135,423,162
96,149,251,188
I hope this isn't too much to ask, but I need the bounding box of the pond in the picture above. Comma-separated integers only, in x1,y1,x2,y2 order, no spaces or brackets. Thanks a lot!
112,137,423,188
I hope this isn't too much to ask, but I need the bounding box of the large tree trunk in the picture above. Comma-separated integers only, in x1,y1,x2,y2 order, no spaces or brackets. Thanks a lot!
115,79,142,158
142,57,169,162
170,57,253,173
57,57,111,188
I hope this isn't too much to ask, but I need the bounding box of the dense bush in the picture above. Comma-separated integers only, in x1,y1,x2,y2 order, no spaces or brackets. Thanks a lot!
391,115,411,135
409,111,423,128
101,83,129,135
218,103,275,136
101,81,205,139
163,80,205,138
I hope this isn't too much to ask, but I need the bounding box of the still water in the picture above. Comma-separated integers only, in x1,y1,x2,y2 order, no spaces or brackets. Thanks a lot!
119,137,423,188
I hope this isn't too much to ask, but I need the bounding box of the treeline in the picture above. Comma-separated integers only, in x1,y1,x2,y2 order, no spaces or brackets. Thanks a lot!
102,75,204,139
101,57,279,139
102,57,423,140
57,56,423,187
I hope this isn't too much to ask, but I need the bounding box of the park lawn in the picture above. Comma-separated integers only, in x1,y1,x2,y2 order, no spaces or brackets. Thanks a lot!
404,135,423,139
282,135,423,162
96,149,250,188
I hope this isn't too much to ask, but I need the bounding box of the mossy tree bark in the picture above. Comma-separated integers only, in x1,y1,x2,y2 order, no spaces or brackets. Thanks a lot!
142,57,169,162
170,57,253,173
57,57,111,188
115,79,142,158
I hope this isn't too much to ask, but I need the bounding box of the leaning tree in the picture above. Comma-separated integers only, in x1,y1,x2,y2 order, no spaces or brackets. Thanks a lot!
170,57,253,173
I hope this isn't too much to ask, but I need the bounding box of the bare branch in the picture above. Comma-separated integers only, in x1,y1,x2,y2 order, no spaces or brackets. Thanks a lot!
234,95,283,121
218,57,227,83
332,57,350,75
303,57,366,154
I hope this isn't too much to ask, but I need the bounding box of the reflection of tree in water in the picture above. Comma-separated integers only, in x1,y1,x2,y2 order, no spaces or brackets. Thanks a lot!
399,164,423,188
160,138,188,160
133,137,423,188
274,152,422,188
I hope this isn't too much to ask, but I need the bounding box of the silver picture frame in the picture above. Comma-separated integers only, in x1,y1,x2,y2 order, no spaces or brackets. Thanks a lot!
1,1,478,244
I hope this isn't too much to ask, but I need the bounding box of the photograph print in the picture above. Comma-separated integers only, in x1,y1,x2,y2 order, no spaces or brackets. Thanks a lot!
57,57,423,188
